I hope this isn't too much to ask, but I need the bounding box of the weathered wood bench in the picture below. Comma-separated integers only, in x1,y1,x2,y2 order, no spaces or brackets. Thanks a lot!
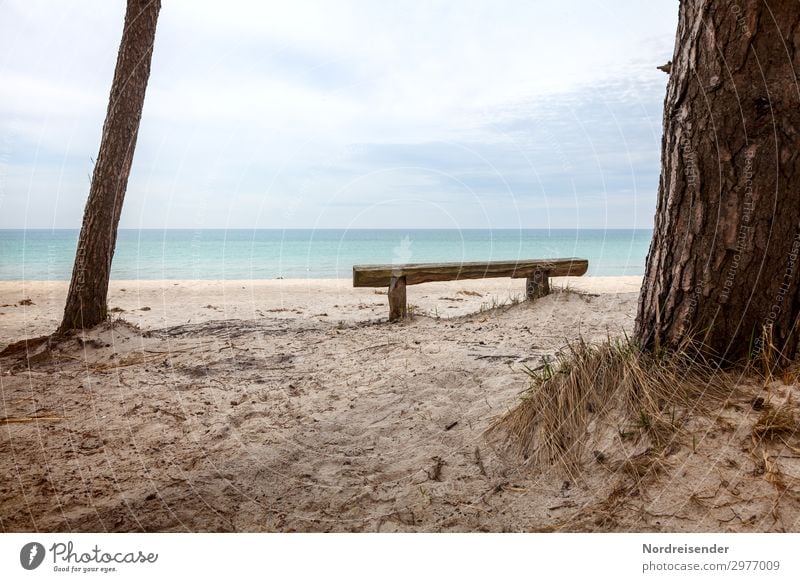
353,258,589,321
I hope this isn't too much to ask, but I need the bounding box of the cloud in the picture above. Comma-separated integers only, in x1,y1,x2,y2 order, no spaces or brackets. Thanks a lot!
0,0,678,229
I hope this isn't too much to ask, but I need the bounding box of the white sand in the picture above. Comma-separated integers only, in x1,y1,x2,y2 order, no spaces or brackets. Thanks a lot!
0,276,642,344
2,276,798,532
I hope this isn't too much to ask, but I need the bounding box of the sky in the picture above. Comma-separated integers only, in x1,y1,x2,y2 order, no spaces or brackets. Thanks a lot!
0,0,678,230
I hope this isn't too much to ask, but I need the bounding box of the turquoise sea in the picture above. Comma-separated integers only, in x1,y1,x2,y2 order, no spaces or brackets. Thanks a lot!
0,229,652,280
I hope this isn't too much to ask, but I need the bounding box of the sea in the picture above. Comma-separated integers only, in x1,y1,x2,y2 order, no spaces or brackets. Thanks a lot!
0,229,652,280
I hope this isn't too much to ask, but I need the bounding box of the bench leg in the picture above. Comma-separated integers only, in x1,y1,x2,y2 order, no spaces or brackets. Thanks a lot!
388,276,407,321
526,268,550,300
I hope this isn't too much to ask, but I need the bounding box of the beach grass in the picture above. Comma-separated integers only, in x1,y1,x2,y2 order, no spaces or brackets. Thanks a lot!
487,335,741,469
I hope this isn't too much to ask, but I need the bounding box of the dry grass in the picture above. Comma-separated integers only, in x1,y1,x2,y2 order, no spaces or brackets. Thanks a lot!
752,402,798,442
487,336,738,469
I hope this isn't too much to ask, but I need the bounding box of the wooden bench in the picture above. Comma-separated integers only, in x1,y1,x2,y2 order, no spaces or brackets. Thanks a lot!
353,258,588,321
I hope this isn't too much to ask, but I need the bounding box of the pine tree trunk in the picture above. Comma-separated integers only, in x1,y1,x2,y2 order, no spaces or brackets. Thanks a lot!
635,0,800,363
58,0,161,333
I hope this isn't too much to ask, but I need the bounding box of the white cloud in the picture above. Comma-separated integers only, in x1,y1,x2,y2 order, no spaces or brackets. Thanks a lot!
0,0,678,228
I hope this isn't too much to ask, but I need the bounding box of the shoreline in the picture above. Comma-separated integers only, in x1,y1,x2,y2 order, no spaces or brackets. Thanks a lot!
0,276,641,344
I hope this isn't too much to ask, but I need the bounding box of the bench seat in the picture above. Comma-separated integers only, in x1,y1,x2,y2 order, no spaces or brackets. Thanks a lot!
353,258,588,321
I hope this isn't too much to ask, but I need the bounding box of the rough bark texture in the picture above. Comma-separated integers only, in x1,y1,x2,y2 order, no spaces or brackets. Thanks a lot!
636,0,800,363
59,0,161,332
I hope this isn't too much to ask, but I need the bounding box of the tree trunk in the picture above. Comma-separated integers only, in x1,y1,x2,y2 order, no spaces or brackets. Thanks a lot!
58,0,161,333
635,0,800,364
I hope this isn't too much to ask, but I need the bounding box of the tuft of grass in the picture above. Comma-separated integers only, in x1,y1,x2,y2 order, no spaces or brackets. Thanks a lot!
752,401,798,442
486,335,737,469
759,323,777,383
747,323,794,383
478,296,501,312
618,452,665,485
478,294,523,313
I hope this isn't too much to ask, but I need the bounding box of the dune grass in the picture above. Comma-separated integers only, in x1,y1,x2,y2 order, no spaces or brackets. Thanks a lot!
487,335,741,470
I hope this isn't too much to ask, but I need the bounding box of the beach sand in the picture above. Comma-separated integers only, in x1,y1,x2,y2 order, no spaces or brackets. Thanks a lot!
0,276,641,345
2,277,799,532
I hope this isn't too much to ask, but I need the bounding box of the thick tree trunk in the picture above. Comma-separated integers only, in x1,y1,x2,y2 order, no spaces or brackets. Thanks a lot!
635,0,800,364
59,0,161,332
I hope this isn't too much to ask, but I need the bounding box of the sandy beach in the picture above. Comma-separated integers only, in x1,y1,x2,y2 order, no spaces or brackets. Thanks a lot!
2,276,799,532
0,276,642,344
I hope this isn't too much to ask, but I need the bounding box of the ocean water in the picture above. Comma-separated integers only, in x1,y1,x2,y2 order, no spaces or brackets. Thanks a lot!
0,229,652,280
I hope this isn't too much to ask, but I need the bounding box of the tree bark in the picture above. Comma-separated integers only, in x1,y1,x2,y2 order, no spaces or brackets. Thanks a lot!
59,0,161,332
635,0,800,364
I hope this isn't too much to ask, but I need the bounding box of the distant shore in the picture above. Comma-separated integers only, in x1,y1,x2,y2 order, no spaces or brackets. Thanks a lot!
0,276,642,344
